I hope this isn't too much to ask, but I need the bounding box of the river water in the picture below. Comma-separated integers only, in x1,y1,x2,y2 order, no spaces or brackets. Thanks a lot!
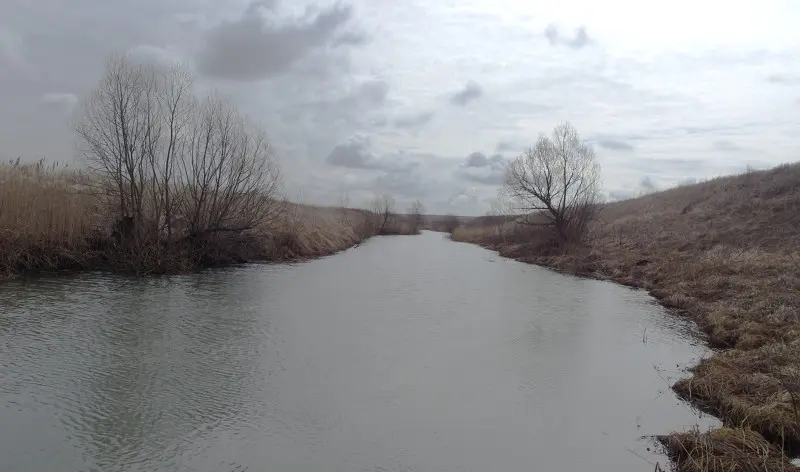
0,231,717,472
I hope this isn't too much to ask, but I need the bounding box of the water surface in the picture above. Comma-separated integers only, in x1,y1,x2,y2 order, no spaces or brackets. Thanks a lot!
0,231,717,471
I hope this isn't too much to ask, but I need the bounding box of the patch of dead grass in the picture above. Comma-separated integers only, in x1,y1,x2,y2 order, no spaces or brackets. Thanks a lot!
659,427,795,472
674,342,800,454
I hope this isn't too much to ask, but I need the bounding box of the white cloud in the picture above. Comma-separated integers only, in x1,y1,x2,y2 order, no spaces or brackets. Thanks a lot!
39,93,78,110
1,0,800,215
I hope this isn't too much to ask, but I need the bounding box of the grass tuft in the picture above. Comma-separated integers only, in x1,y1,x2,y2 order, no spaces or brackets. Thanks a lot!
658,427,795,472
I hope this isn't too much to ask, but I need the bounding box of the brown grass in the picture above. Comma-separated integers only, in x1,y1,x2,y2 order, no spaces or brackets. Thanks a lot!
261,202,373,260
452,162,800,468
0,160,102,276
0,161,376,278
658,427,795,472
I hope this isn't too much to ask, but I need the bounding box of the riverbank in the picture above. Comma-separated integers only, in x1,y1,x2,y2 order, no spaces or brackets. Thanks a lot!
452,162,800,471
0,161,403,280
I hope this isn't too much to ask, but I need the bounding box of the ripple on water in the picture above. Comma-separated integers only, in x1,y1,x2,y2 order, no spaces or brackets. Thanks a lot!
0,232,718,471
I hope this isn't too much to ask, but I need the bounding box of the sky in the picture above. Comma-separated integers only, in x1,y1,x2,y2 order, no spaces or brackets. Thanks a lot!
1,0,799,215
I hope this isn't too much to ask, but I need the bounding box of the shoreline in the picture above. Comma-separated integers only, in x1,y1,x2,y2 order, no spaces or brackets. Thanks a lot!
1,228,427,283
0,234,369,282
0,199,384,282
449,230,799,470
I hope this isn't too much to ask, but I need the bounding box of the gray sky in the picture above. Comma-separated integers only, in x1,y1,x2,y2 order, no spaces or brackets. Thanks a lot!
1,0,799,215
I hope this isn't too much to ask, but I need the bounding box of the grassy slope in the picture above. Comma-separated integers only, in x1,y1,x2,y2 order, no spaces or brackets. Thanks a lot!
0,162,373,278
453,163,800,471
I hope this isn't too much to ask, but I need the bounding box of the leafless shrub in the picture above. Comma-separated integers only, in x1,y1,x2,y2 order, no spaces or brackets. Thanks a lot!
503,121,601,244
178,93,283,239
370,194,395,233
74,53,283,269
408,200,425,234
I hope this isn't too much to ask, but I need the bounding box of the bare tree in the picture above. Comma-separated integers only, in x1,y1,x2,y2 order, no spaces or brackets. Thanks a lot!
179,92,283,239
75,54,158,239
75,53,283,256
502,121,600,243
370,194,395,234
408,200,425,234
152,63,194,242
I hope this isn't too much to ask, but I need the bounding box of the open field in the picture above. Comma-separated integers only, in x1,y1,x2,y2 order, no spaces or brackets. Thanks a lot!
452,163,800,470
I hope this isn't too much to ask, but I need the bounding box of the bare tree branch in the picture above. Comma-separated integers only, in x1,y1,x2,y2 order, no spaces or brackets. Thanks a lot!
74,53,284,263
502,121,601,243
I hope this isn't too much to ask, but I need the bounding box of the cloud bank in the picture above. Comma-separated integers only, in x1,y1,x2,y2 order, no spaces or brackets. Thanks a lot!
1,0,799,215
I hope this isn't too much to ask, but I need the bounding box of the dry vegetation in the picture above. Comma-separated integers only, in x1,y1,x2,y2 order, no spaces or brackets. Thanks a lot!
658,427,795,472
0,53,426,279
0,160,380,278
367,194,424,236
502,121,600,243
423,214,466,233
452,163,800,470
0,160,98,275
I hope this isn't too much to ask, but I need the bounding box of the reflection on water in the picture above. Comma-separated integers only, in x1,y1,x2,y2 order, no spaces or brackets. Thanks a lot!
0,231,717,472
1,273,277,471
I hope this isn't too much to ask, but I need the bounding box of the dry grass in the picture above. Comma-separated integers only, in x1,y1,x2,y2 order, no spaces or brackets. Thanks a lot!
0,161,375,278
259,202,372,260
659,427,795,472
452,162,800,468
0,160,104,277
673,342,800,456
0,160,94,238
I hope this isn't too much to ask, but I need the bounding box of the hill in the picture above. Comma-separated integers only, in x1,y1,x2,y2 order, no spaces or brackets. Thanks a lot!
452,162,800,471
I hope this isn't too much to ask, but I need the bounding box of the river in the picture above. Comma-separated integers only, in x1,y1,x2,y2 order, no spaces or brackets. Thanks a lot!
0,231,717,471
